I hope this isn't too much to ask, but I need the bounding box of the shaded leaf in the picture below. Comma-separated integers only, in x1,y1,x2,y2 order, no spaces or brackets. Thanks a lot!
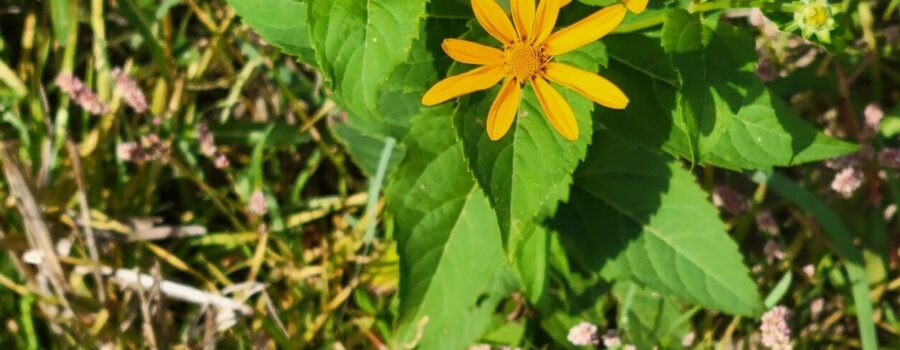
555,135,764,316
602,24,856,171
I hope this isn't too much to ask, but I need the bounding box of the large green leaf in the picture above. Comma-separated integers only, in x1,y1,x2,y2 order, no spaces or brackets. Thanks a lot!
308,0,426,123
554,135,764,316
226,0,318,66
387,106,514,349
454,39,604,252
601,23,857,170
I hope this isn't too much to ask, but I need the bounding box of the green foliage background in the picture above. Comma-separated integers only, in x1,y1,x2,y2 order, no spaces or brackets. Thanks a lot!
223,0,880,348
1,0,898,348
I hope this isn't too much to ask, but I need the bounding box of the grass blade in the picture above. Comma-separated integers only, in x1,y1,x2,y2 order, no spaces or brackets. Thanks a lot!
751,170,878,350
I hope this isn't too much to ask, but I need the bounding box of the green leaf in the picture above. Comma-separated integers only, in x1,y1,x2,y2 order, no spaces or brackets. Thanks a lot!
308,0,426,123
49,0,75,46
661,9,705,54
330,124,406,176
555,135,764,316
602,24,857,171
516,227,550,309
613,281,692,349
226,0,318,66
763,271,793,309
387,107,514,349
455,41,603,252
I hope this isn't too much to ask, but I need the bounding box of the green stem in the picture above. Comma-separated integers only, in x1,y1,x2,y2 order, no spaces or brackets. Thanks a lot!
615,0,778,33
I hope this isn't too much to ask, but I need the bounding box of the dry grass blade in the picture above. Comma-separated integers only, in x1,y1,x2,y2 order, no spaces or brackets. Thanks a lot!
65,139,106,302
0,143,72,312
128,218,207,242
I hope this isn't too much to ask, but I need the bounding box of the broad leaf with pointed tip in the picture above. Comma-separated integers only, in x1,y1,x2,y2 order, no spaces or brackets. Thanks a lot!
601,23,856,171
387,106,515,349
555,135,764,316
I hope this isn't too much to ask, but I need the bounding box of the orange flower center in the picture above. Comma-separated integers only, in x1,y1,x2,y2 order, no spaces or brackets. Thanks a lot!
504,41,547,83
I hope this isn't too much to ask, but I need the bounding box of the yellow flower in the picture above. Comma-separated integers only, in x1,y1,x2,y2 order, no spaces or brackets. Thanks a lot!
560,0,648,14
422,0,637,141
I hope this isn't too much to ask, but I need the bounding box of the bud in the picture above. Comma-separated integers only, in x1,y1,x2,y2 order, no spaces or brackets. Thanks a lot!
249,190,267,216
681,332,696,347
756,210,780,236
878,148,900,169
712,186,748,215
809,297,825,319
764,240,786,262
793,0,837,43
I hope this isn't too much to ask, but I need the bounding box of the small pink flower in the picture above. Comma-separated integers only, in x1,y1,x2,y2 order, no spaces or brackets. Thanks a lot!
756,210,780,236
760,306,792,350
111,67,148,113
802,264,815,279
878,148,900,169
864,103,884,134
831,167,863,198
117,142,142,162
197,122,218,157
566,321,599,346
214,153,230,169
55,73,108,115
712,186,748,215
681,332,696,347
249,190,267,216
809,297,825,319
601,329,621,348
764,240,785,262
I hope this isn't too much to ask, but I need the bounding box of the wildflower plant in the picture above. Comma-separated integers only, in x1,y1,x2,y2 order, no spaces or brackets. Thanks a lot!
2,0,897,348
790,0,838,43
219,0,884,347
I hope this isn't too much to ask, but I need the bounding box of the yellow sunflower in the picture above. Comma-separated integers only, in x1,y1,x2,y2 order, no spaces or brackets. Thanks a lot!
421,0,647,141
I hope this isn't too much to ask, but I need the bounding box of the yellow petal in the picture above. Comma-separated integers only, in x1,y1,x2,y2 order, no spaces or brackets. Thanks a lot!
623,0,648,14
544,4,627,56
422,65,504,106
442,39,504,65
531,76,579,141
544,62,629,109
510,0,535,40
486,79,522,140
472,0,518,44
559,0,572,6
531,0,560,44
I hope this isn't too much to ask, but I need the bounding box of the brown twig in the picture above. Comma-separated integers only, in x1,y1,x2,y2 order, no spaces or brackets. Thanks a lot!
65,138,106,303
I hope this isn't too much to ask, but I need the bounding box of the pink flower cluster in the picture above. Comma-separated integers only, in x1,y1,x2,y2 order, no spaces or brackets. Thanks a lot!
760,306,792,350
197,122,230,169
117,133,169,163
112,67,148,113
55,74,108,115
